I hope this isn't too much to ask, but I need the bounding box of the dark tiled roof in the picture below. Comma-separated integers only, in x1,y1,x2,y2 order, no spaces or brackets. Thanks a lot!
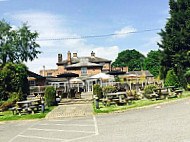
45,77,67,82
65,61,103,69
27,71,45,79
128,70,154,77
57,57,111,65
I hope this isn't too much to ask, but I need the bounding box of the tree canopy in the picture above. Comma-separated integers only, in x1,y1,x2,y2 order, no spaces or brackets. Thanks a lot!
164,69,180,87
112,49,145,71
144,50,161,77
0,63,28,101
0,19,41,66
158,0,190,88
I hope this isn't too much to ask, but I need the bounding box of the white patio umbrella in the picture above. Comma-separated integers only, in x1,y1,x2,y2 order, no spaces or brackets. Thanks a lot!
70,78,83,83
121,74,140,90
90,73,114,81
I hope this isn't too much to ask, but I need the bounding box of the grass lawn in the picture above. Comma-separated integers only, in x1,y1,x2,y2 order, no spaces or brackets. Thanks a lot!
0,106,56,121
94,91,190,114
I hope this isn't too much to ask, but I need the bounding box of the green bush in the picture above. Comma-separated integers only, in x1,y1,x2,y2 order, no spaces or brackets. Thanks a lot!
0,63,29,101
164,69,180,87
9,88,26,102
187,84,190,91
9,92,19,102
93,84,102,99
45,86,56,107
103,85,117,95
1,99,14,111
0,101,4,107
144,84,158,95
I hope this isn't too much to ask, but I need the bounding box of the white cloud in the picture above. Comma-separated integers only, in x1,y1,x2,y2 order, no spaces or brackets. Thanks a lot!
0,0,8,1
24,57,57,74
140,36,161,56
11,11,119,73
114,26,136,38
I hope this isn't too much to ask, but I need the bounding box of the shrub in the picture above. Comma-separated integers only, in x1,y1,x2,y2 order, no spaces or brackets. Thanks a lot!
17,87,27,101
9,88,26,102
45,86,56,107
93,84,102,99
0,101,4,107
1,99,14,111
164,69,180,87
144,84,158,96
126,90,142,100
103,85,117,95
0,63,29,101
187,84,190,91
10,92,19,102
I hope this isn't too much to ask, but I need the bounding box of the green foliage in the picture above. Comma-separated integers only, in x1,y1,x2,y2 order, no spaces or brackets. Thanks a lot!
158,0,190,88
187,84,190,91
0,101,4,107
0,19,41,66
0,99,14,111
45,86,56,107
164,69,180,87
103,85,117,94
144,84,158,95
144,50,161,77
185,69,190,83
0,62,28,101
0,106,56,121
112,49,145,71
10,92,19,102
17,88,26,101
93,84,102,99
115,76,120,82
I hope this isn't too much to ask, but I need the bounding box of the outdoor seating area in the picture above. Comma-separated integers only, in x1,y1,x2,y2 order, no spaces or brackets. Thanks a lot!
93,83,184,111
102,92,134,106
9,99,44,116
151,86,183,100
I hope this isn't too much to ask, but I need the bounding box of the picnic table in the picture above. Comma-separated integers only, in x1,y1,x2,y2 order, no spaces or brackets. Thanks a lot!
164,86,183,97
153,86,183,100
153,88,169,99
10,99,41,115
103,92,128,106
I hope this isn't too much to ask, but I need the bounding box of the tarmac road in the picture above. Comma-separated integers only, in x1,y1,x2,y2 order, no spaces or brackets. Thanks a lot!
1,98,190,142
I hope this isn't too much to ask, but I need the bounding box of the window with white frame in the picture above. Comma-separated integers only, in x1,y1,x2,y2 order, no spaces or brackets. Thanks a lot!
81,67,87,75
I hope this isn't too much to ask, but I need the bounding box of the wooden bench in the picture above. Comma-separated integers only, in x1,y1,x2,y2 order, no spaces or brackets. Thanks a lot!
174,90,183,97
9,107,17,115
103,92,128,106
28,106,38,114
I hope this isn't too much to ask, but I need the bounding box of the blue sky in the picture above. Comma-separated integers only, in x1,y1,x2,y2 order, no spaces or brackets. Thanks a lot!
0,0,169,73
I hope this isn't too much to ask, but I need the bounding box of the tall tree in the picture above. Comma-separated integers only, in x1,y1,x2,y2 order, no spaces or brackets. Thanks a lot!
112,49,145,71
0,20,41,66
0,62,28,101
144,50,161,77
158,0,190,88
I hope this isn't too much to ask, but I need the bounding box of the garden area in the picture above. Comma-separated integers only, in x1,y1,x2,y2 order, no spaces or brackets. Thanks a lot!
93,91,190,114
0,106,56,121
92,69,190,114
0,63,58,121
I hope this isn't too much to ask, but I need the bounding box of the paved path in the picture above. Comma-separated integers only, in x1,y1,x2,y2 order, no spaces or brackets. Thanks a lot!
1,97,190,142
46,103,93,119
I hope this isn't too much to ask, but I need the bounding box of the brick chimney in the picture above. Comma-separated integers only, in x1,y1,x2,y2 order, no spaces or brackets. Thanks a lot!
67,51,71,65
73,53,77,58
91,51,95,58
123,66,129,73
58,54,62,63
